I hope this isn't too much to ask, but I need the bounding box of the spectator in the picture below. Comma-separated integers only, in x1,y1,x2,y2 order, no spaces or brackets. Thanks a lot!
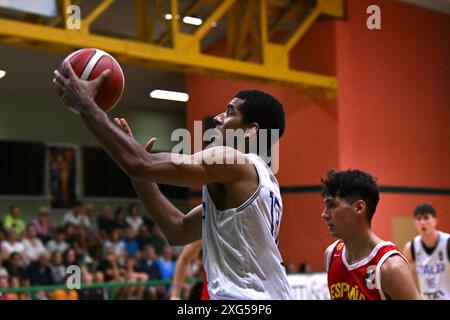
103,228,126,264
27,252,54,286
148,225,169,256
22,224,48,262
137,245,162,300
46,227,69,254
32,206,55,244
125,204,143,233
123,255,148,299
97,205,114,237
136,224,153,251
1,229,27,264
83,202,95,227
5,252,28,282
156,246,175,281
0,268,15,300
4,205,26,235
113,206,127,232
49,251,66,284
122,226,139,257
78,271,107,300
96,248,124,283
63,248,80,267
63,201,90,228
286,263,296,274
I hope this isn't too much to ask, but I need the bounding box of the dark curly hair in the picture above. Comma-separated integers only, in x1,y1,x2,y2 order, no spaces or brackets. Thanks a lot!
235,90,285,151
321,169,380,224
413,203,436,218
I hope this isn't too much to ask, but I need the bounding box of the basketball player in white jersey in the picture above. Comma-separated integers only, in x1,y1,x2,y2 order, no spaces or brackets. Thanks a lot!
53,64,293,300
403,203,450,300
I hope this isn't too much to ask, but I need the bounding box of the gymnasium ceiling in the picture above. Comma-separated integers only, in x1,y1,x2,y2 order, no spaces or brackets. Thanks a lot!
0,0,448,111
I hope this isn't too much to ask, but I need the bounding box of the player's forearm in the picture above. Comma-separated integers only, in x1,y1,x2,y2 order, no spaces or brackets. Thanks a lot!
171,258,189,299
131,179,187,245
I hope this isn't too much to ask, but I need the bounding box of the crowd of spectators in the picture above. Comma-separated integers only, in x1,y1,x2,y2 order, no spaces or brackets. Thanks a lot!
0,202,204,300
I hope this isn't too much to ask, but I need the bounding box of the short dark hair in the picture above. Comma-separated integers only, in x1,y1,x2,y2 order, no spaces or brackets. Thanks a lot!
413,203,436,218
235,90,285,144
321,169,380,224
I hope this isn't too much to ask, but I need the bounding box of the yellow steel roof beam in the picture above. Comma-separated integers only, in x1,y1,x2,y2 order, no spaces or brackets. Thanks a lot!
285,6,321,51
82,0,115,32
0,17,336,90
193,0,236,41
135,0,149,41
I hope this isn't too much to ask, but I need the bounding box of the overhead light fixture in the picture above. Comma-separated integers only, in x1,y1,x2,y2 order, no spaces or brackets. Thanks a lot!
183,16,202,26
0,70,6,79
150,90,189,102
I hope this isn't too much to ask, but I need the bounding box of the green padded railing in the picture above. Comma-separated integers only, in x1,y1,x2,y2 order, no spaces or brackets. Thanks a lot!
0,277,203,300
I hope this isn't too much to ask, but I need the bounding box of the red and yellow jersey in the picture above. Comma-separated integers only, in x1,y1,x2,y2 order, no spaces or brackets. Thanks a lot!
326,240,406,300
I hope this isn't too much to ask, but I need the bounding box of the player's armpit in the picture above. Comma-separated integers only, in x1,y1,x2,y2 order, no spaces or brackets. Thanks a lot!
380,254,421,300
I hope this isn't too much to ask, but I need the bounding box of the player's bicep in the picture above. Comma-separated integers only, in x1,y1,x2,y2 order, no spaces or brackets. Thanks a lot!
381,254,421,300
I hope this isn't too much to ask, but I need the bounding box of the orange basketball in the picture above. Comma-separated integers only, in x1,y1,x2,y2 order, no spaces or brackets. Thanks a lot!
58,48,124,112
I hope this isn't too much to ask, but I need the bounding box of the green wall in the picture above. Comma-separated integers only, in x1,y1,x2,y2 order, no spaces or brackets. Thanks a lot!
0,94,186,223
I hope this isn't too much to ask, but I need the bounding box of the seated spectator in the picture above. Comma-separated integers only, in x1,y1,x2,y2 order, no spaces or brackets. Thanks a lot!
0,268,15,300
46,227,69,254
137,245,162,300
122,226,139,257
103,228,126,265
5,252,28,282
4,205,26,235
62,201,90,228
136,224,153,251
113,206,128,232
22,225,48,262
32,207,55,244
63,248,81,267
82,202,95,229
1,229,27,264
156,246,175,282
97,205,114,238
148,226,169,256
96,248,124,283
78,271,105,300
64,224,77,248
122,255,148,300
49,251,66,284
125,204,143,233
27,252,54,286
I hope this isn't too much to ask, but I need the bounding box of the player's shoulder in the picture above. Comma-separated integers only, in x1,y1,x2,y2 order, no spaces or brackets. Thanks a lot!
380,253,410,276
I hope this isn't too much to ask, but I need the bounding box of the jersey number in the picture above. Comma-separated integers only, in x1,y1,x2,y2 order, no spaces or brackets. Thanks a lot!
270,191,281,244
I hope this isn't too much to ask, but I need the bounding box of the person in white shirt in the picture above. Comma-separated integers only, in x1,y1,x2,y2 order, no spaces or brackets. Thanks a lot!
22,225,48,262
125,204,143,232
403,203,450,300
63,201,91,228
53,66,292,300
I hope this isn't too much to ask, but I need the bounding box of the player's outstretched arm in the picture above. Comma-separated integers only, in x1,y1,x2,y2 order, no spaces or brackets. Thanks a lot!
170,240,202,300
53,63,250,189
112,118,202,246
381,254,421,300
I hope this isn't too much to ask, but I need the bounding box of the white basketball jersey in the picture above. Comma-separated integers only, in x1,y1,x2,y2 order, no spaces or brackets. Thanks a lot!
201,153,293,300
413,231,450,300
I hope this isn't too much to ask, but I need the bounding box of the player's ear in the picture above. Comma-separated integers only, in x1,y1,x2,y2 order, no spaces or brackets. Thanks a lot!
244,122,259,138
353,200,366,216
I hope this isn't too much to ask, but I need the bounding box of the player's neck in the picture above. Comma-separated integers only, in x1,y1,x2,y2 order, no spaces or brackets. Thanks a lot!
342,230,381,264
421,229,439,248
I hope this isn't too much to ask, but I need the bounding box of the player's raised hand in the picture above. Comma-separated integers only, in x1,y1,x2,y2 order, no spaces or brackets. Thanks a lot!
113,117,156,153
53,62,110,112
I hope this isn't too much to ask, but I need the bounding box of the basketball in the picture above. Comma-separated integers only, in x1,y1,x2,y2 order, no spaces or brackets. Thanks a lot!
57,48,124,112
